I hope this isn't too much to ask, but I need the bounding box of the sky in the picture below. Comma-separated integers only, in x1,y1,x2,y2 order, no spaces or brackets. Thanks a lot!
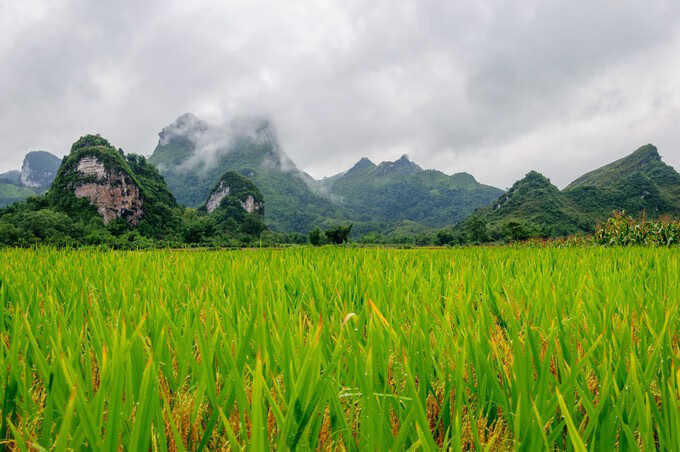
1,0,679,189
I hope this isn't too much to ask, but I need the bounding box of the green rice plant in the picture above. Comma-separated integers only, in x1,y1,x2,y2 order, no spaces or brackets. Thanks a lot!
0,246,677,450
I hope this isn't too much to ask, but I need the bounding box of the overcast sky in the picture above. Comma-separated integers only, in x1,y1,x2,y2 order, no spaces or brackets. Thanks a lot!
1,0,679,188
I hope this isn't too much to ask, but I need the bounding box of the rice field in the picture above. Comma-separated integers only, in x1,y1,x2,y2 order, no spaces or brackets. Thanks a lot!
0,247,678,450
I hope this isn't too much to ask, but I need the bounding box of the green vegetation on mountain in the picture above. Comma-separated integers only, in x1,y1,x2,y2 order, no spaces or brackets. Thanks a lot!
0,170,21,185
1,134,269,247
197,171,267,239
49,134,137,221
149,115,505,234
455,144,680,242
149,114,346,232
21,150,61,188
323,155,504,227
0,183,37,208
563,144,680,218
201,171,264,213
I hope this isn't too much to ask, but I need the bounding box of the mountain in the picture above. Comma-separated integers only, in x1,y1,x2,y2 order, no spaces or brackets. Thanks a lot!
49,134,182,237
149,114,345,232
21,151,61,188
0,170,22,185
564,144,680,218
203,171,264,216
149,114,505,233
199,171,267,237
0,151,61,207
456,171,586,239
322,155,504,228
457,144,680,240
1,134,270,247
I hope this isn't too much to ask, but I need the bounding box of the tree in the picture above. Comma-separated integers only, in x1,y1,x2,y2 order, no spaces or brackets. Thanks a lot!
503,221,530,242
239,214,266,237
309,227,323,246
436,229,458,246
325,224,353,245
466,217,489,243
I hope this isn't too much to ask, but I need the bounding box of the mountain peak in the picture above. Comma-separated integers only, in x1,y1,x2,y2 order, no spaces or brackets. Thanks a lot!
158,113,209,145
21,150,61,188
450,171,478,186
346,157,376,175
565,144,669,191
627,144,661,164
501,171,557,197
522,170,552,184
373,155,422,177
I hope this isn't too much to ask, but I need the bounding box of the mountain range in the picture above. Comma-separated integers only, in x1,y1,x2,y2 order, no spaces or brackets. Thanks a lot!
149,114,504,233
2,113,679,241
456,144,680,240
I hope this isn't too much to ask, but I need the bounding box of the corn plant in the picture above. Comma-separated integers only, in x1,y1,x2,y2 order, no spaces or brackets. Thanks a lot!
595,212,680,246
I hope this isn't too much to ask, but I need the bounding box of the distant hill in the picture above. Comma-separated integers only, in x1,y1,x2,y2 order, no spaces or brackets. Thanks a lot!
0,183,37,208
0,170,22,186
149,114,346,232
322,155,504,228
149,114,504,233
21,151,61,188
563,144,680,219
0,151,61,207
457,144,680,240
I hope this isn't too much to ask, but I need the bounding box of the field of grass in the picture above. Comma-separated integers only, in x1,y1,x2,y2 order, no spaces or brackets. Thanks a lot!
0,247,678,450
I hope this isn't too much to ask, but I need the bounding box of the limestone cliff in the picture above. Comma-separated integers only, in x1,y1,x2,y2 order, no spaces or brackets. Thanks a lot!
72,157,144,225
203,171,264,216
49,135,150,226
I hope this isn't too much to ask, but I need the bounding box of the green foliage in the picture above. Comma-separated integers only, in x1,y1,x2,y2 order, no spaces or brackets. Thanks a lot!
70,134,112,150
324,224,352,244
594,212,680,246
435,228,464,246
458,146,680,242
323,157,504,228
466,216,489,243
124,153,182,238
503,221,532,242
239,213,267,236
0,183,37,208
0,135,270,248
308,227,323,246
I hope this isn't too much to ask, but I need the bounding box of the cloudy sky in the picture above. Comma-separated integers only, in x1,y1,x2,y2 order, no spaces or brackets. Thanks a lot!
1,0,679,188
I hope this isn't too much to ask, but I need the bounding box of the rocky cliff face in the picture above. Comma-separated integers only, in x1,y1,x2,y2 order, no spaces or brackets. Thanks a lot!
206,178,264,215
205,182,231,213
239,194,262,214
72,157,144,225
